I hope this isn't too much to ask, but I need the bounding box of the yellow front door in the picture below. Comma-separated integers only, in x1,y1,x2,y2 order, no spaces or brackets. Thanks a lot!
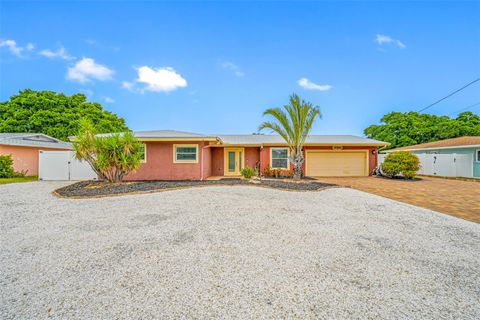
224,148,244,176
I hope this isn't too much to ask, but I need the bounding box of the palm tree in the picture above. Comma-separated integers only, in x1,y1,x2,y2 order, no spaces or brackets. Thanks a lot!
259,94,321,180
73,119,143,182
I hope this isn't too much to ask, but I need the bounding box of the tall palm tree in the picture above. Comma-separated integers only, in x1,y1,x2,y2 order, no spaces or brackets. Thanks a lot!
259,94,321,180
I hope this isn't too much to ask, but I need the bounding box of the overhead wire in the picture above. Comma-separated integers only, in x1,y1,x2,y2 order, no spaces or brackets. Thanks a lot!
417,78,480,113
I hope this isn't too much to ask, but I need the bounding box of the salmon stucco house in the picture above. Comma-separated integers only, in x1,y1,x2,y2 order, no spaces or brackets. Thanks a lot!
0,133,73,176
103,130,388,180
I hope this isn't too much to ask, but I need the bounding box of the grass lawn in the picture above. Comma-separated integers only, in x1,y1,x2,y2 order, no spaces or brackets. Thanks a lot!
0,176,38,185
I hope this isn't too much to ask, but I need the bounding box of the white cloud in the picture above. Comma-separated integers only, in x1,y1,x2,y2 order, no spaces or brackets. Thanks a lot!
0,39,24,56
297,78,332,91
0,39,37,57
40,47,75,60
104,96,114,103
135,66,187,93
67,57,114,83
375,34,406,49
122,81,134,90
221,61,244,77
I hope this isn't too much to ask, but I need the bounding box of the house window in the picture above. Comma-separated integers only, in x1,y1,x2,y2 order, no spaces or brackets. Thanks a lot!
271,148,289,169
139,143,146,162
476,149,480,162
174,144,198,163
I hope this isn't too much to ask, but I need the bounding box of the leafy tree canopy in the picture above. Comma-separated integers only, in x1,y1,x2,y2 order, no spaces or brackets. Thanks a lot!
364,111,480,149
0,89,128,141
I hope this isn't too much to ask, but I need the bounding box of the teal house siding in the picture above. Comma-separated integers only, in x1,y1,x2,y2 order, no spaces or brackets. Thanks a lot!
410,147,480,178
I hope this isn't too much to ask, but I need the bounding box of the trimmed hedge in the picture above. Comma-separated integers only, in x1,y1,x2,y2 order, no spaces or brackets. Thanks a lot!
381,151,420,179
0,154,15,178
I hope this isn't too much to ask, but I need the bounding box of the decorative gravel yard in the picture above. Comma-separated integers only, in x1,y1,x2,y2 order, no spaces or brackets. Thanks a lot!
1,181,479,319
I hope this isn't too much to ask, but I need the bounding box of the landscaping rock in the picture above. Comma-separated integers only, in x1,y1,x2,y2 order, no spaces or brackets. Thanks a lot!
1,182,479,319
54,179,336,198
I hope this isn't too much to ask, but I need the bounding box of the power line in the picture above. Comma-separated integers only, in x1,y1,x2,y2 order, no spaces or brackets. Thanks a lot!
417,78,480,113
448,101,480,116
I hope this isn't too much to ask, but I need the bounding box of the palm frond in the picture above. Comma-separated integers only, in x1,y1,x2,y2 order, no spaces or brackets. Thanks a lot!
259,93,321,150
259,107,294,143
258,121,290,143
300,106,322,145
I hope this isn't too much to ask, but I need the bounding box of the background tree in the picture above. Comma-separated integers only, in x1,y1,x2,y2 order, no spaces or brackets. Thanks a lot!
73,120,142,183
259,94,321,180
0,89,128,141
364,111,480,149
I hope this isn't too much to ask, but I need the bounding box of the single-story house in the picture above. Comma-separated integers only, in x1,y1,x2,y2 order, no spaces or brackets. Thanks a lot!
387,136,480,178
0,133,72,176
97,130,388,180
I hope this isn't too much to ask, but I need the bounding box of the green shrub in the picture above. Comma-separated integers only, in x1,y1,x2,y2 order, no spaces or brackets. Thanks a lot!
0,154,15,178
240,166,256,179
381,151,420,179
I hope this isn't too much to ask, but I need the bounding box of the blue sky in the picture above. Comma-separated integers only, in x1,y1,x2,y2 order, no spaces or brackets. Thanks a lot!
1,1,479,135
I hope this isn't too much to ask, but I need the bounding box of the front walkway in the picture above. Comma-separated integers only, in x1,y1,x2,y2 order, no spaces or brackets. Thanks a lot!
315,176,480,223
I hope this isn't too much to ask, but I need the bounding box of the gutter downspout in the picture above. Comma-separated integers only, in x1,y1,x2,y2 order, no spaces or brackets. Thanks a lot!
378,145,388,153
374,145,389,173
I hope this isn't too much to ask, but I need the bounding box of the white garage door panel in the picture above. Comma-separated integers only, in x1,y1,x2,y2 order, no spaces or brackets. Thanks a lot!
306,151,367,177
39,151,70,180
39,151,97,181
70,158,98,181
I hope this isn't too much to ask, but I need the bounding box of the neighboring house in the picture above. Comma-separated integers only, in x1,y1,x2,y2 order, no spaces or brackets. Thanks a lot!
97,130,388,180
0,133,72,176
387,136,480,178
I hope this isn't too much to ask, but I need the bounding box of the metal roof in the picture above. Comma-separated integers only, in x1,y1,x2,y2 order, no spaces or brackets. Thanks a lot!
388,136,480,152
0,133,72,149
216,134,389,146
95,130,218,140
134,130,217,139
89,130,388,146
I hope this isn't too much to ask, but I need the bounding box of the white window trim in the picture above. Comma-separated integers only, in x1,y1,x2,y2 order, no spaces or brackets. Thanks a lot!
173,144,199,164
270,147,290,169
140,143,147,163
476,149,480,162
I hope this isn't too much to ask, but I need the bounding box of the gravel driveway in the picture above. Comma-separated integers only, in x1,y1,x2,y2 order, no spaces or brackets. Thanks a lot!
1,182,479,319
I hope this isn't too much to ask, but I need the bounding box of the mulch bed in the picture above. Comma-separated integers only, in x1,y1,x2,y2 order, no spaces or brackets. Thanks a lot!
54,178,337,198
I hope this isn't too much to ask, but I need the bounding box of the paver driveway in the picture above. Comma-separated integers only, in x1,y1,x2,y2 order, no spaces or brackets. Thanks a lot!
1,182,479,319
316,176,480,223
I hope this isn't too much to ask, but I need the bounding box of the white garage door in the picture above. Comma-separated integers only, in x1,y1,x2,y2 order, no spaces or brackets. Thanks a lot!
39,151,97,181
306,151,368,177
